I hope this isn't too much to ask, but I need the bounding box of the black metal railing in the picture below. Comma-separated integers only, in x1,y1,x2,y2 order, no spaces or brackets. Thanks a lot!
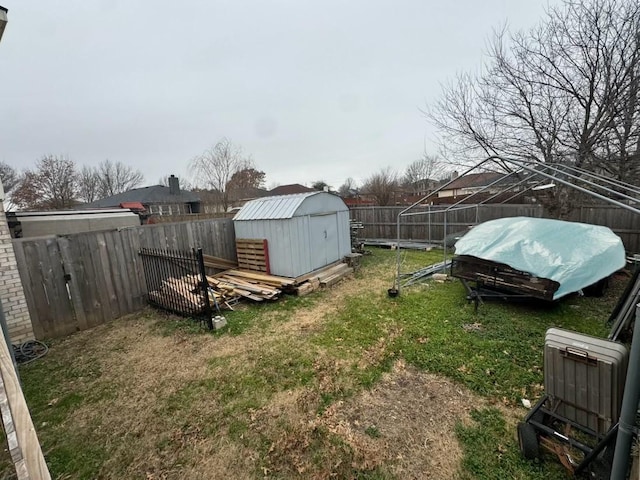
139,247,213,329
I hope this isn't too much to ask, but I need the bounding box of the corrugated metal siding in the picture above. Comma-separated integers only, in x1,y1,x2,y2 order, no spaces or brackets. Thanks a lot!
234,192,318,220
233,193,351,277
234,192,348,221
234,218,313,277
295,193,349,216
336,210,351,258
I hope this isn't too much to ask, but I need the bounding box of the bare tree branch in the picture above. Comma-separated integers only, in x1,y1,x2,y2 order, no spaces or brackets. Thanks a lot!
428,0,640,213
97,160,144,198
12,155,78,210
190,138,252,212
362,167,399,206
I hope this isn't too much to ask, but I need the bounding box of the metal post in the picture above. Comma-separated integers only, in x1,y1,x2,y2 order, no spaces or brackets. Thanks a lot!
443,212,448,265
395,210,402,293
428,204,432,245
611,303,640,479
196,248,214,330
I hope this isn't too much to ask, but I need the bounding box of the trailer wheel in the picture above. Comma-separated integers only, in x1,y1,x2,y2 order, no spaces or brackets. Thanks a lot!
518,422,539,460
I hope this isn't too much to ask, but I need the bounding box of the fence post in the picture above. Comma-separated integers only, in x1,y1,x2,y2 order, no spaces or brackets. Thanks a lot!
0,300,51,479
196,248,214,330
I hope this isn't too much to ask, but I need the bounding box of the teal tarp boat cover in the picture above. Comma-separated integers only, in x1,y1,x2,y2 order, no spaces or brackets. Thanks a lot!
454,217,625,300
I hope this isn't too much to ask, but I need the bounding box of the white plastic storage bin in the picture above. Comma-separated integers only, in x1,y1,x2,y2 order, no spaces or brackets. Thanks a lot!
544,328,628,434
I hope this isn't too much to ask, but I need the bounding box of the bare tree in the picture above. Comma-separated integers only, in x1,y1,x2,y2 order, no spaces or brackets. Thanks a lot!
190,138,251,212
12,155,78,210
429,0,640,214
362,167,399,206
338,177,357,197
0,163,21,211
403,153,447,194
97,160,144,198
77,166,101,203
0,162,19,195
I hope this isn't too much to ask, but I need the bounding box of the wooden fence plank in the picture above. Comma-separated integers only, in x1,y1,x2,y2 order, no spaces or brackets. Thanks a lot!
95,232,120,321
11,242,44,340
37,240,66,338
106,231,129,316
74,233,103,328
12,218,237,339
58,236,89,332
350,205,640,252
86,233,113,325
0,325,51,479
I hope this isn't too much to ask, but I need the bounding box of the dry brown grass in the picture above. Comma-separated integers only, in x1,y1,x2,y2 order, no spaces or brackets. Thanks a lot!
16,253,527,479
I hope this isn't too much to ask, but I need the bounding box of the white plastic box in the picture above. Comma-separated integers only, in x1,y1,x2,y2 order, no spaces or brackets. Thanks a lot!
544,328,629,434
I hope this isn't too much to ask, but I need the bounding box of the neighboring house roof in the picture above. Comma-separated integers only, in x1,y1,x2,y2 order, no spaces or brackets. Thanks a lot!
268,184,315,196
343,197,376,207
443,172,505,191
119,202,146,211
227,187,270,202
234,191,347,221
82,185,200,208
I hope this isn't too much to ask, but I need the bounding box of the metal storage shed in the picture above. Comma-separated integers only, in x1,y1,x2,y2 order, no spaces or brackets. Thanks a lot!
233,191,351,278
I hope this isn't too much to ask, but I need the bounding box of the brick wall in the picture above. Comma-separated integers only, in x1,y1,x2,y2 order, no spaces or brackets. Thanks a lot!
0,204,34,343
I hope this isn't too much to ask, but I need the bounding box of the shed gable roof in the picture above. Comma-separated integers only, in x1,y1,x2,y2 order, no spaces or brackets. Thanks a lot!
234,192,347,220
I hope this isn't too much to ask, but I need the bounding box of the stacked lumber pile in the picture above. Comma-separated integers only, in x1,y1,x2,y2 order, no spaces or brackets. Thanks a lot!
317,262,354,287
292,261,354,295
207,269,293,302
202,254,237,271
147,276,205,314
147,261,355,312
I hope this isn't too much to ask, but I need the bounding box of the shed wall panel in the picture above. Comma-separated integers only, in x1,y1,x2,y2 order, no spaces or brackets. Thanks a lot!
234,217,313,277
336,210,351,258
234,194,350,277
296,194,349,216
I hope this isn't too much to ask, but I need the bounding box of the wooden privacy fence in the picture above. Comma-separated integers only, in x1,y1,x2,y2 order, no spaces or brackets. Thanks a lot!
350,204,640,253
12,218,235,340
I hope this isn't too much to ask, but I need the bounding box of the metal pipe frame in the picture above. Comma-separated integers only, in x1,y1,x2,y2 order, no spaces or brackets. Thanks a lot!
394,155,640,292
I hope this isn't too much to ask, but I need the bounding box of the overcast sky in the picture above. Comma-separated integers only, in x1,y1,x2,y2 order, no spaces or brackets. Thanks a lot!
0,0,559,190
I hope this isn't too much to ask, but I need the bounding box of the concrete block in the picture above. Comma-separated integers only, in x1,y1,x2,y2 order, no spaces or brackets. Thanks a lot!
212,315,227,330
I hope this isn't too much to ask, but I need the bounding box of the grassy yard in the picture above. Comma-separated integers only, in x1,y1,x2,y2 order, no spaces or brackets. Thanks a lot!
3,247,623,479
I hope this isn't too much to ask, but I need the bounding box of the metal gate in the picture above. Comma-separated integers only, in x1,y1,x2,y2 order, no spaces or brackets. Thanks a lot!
139,247,213,329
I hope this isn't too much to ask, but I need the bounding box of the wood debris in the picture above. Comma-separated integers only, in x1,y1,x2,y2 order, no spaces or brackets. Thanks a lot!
147,276,204,314
292,262,354,295
147,259,354,312
202,254,238,271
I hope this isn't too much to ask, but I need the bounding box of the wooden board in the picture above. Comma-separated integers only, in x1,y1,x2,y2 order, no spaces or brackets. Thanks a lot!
451,255,559,301
0,328,51,479
226,269,296,287
294,260,344,284
235,239,270,274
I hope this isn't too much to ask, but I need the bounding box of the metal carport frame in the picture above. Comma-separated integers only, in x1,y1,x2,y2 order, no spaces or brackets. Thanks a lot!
394,155,640,478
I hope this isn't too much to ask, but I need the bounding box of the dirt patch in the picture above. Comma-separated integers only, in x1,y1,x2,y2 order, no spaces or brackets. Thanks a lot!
277,265,392,336
319,359,487,479
244,359,495,479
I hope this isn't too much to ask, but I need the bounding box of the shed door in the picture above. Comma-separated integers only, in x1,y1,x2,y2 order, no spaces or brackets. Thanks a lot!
309,213,339,270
